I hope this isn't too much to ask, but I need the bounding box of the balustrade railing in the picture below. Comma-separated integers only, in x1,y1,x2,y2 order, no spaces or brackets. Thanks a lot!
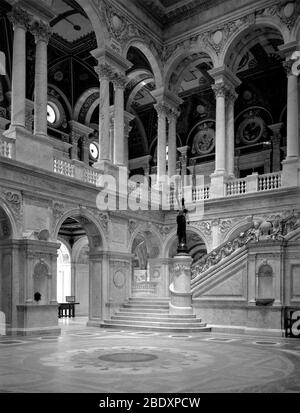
226,178,247,196
53,158,74,177
83,167,101,185
258,172,282,191
0,137,12,159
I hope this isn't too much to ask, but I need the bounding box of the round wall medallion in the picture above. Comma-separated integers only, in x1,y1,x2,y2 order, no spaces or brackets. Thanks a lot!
113,270,125,288
152,270,160,279
237,116,265,144
213,30,223,45
283,2,295,18
192,126,215,155
54,71,63,82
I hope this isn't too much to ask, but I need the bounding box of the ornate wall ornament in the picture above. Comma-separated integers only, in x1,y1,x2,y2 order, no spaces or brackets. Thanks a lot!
33,260,49,278
154,223,175,240
113,269,126,289
78,92,99,124
7,6,30,30
236,110,268,145
4,191,21,212
97,212,110,234
174,263,190,274
30,20,52,43
52,202,65,221
191,121,215,155
256,1,300,31
190,221,212,236
112,72,128,89
212,83,229,98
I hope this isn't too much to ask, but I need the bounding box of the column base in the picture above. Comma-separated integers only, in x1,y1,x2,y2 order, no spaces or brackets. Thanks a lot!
282,157,300,187
209,171,227,198
169,253,193,315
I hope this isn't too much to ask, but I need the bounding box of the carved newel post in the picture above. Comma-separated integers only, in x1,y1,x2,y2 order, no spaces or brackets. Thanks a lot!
169,202,193,315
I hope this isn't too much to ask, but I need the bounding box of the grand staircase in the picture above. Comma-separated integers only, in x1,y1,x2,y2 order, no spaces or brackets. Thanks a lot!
101,297,211,333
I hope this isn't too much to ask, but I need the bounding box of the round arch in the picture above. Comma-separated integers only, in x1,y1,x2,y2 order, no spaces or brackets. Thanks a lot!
128,224,163,257
74,87,99,123
221,20,288,69
74,0,109,49
0,198,19,239
52,208,108,251
162,225,210,259
123,40,163,89
164,45,216,93
222,219,254,244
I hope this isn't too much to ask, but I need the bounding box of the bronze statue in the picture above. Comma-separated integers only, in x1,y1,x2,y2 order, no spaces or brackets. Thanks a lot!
177,198,188,253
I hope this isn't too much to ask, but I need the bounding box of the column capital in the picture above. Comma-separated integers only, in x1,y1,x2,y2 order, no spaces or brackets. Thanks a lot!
94,63,114,81
283,59,295,76
226,87,238,103
167,106,180,122
154,103,169,118
112,72,127,89
8,6,30,30
30,20,52,43
211,82,229,98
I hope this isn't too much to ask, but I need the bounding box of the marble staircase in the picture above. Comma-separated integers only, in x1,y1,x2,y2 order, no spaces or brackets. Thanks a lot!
101,297,211,332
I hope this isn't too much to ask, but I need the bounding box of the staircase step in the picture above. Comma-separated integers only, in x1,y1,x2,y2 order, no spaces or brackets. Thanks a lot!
101,322,211,333
123,304,170,310
111,315,201,324
115,311,197,319
104,319,207,328
119,307,169,314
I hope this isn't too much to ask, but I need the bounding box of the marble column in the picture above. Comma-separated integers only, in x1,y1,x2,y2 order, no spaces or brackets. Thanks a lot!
155,103,167,182
70,132,80,160
113,74,127,166
82,136,90,164
284,60,299,160
167,110,178,178
269,123,283,172
31,21,51,138
212,83,228,175
124,112,135,168
226,88,238,178
7,7,30,129
94,64,113,163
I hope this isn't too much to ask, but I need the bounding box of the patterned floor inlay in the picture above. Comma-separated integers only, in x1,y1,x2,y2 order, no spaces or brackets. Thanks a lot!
99,352,158,363
0,340,25,345
254,341,281,346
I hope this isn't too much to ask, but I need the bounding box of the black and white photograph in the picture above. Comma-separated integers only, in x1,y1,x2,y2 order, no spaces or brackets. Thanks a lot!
0,0,300,403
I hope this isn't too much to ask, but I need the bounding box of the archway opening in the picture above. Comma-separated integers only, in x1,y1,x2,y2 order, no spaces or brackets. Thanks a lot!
57,214,103,322
0,206,13,335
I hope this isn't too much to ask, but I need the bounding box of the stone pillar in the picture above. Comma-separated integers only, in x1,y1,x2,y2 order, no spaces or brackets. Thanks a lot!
82,136,90,164
70,131,80,160
124,111,135,168
31,21,51,138
169,254,193,315
284,59,299,160
155,103,167,182
94,64,113,164
7,7,30,129
226,88,238,178
212,83,227,174
69,120,93,163
167,110,178,178
113,74,127,166
87,252,103,326
269,123,283,172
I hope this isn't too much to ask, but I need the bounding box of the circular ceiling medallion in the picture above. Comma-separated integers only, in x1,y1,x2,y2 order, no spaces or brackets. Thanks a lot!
192,124,215,155
283,3,295,18
213,30,223,45
237,116,265,144
54,71,63,82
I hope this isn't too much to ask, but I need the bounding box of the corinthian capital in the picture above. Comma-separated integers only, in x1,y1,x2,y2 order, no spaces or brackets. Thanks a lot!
283,59,294,77
154,103,168,118
30,20,52,43
112,72,127,89
94,63,114,81
8,6,30,30
212,83,229,98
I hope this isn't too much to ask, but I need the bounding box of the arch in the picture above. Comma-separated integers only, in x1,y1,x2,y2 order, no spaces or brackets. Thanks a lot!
162,225,210,259
0,198,19,239
222,218,254,243
52,208,108,251
74,87,99,123
72,236,89,262
128,224,163,256
73,0,108,49
221,21,287,70
164,46,216,93
48,83,73,121
123,40,163,89
290,14,300,42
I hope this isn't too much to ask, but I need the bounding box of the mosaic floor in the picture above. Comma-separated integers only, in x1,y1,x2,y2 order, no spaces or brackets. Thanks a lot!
0,317,300,393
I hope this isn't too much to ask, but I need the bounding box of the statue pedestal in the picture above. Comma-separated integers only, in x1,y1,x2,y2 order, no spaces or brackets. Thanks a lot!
169,253,193,315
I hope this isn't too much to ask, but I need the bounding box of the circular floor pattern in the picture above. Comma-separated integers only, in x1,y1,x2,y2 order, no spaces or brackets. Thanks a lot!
39,336,61,340
99,352,158,363
254,341,281,346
